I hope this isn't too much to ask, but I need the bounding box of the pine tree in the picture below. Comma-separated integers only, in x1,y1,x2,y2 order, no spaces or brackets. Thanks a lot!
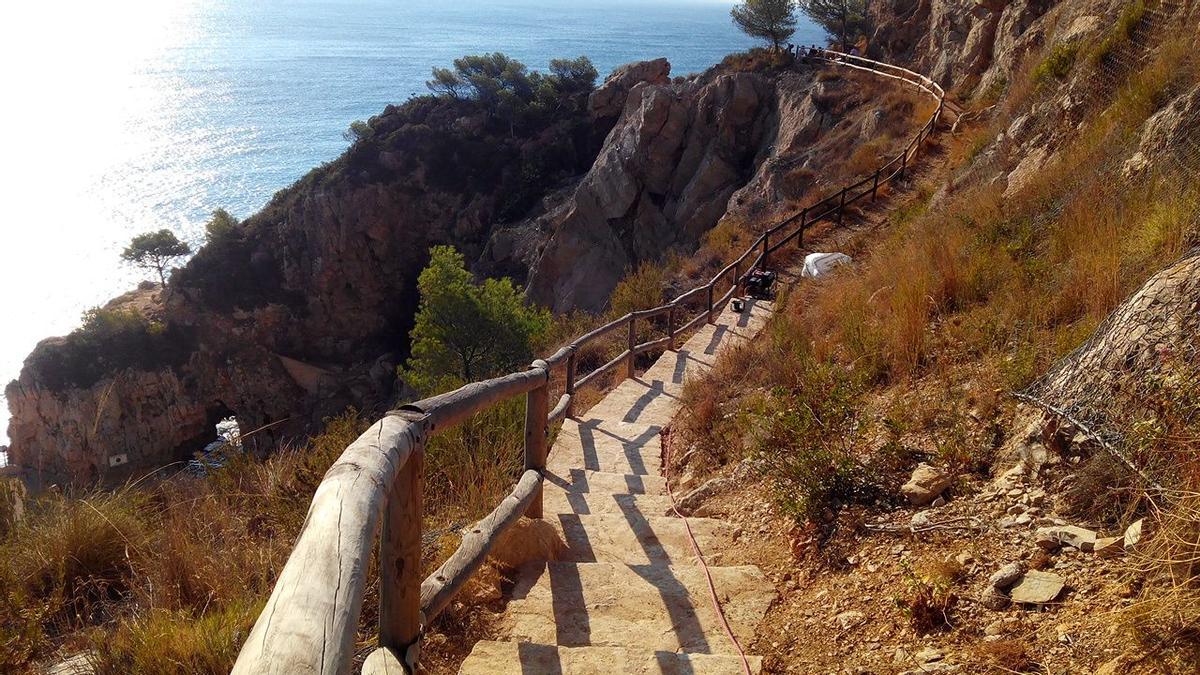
798,0,870,51
731,0,799,50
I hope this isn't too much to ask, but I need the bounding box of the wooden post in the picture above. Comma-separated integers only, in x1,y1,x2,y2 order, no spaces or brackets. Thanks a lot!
380,448,423,665
625,316,636,379
836,188,847,226
706,283,715,324
872,169,880,200
564,350,577,418
900,150,907,179
523,361,550,519
798,207,808,249
761,234,769,269
667,304,676,351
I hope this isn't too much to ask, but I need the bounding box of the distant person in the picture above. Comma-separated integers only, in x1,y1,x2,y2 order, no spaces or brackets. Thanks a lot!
850,46,861,57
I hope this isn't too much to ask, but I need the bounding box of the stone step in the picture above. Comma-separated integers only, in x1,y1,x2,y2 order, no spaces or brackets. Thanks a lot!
580,301,772,426
497,562,776,655
543,489,675,518
583,377,682,428
543,467,667,496
547,418,664,476
460,641,764,674
551,513,736,566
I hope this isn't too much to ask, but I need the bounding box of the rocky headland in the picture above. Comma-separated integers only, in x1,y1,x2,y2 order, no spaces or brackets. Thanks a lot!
6,51,907,487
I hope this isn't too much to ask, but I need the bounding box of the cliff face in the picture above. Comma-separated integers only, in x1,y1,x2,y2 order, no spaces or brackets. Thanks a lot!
9,88,606,487
7,54,904,487
867,0,1059,93
525,70,776,311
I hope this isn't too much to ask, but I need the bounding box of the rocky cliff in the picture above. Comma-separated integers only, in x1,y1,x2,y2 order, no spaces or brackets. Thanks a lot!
7,53,919,488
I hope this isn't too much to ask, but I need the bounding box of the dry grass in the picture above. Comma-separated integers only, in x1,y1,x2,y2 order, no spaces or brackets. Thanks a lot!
0,405,538,673
973,639,1034,671
895,559,963,634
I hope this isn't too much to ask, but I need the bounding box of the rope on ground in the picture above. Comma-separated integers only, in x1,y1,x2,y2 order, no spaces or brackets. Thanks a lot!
663,433,754,675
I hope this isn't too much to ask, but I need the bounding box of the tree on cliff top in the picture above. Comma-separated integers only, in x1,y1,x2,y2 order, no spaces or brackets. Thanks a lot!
204,208,239,244
731,0,798,50
425,53,597,136
799,0,870,51
121,229,192,287
403,246,550,395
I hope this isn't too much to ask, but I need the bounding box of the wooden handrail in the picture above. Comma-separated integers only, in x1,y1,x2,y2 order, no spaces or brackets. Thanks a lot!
233,412,428,674
234,48,946,675
420,469,543,622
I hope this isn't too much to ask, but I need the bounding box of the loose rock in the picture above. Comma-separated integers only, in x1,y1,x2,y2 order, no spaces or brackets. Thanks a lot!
901,463,953,506
1010,570,1066,604
834,610,866,630
1093,536,1124,557
1123,519,1144,549
989,561,1026,590
1035,525,1097,551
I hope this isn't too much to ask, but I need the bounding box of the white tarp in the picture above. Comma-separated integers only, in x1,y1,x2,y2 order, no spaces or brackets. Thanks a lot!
801,252,852,278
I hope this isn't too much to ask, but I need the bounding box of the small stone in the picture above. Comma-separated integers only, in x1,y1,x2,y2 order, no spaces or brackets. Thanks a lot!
1007,504,1025,515
1124,519,1144,549
981,589,1011,610
911,511,933,530
990,561,1027,590
902,463,953,506
834,610,866,630
916,646,943,663
1010,570,1066,604
955,552,974,567
1035,525,1097,551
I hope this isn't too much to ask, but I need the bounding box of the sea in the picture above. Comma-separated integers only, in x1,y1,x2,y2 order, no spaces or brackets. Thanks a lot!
0,0,822,457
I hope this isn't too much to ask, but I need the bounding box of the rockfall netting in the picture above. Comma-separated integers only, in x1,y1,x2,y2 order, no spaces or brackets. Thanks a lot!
1017,248,1199,488
1011,0,1200,489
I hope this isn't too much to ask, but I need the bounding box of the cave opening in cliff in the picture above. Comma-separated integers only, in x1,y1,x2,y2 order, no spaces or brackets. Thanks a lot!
194,403,242,471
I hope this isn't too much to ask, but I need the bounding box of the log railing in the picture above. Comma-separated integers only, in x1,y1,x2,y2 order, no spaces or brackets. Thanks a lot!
231,49,945,675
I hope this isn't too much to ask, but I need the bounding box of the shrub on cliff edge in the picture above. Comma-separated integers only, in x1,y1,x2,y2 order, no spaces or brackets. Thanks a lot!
402,245,550,395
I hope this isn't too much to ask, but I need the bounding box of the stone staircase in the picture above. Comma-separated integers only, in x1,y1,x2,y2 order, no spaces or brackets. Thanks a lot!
461,300,778,674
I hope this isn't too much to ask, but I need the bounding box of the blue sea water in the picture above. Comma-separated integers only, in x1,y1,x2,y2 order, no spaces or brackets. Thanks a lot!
0,0,822,451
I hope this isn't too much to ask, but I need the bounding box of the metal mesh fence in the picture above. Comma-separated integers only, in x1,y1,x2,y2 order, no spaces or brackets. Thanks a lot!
1015,0,1200,489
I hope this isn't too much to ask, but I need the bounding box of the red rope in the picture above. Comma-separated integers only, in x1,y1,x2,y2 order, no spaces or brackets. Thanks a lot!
663,433,753,675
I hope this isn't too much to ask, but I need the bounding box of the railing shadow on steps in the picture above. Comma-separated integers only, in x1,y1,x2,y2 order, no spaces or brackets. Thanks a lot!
230,49,946,675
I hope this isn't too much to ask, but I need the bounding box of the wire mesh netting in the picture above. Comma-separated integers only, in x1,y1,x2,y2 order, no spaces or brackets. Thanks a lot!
1015,0,1200,489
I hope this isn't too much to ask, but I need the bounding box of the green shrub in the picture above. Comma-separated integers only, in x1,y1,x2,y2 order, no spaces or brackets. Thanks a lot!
1089,0,1148,65
402,245,550,395
203,209,239,244
747,342,885,522
1032,43,1079,85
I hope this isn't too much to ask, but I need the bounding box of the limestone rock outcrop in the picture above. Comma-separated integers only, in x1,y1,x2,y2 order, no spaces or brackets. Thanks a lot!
527,71,776,311
588,58,672,122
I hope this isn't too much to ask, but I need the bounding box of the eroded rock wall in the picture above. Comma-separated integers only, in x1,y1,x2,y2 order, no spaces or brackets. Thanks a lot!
526,71,776,312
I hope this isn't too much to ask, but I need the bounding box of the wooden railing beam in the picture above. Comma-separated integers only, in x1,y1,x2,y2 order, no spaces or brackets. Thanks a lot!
380,447,423,661
420,470,543,622
523,361,550,519
626,316,637,378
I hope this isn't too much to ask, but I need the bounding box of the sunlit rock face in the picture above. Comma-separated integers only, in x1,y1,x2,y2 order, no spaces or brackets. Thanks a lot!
527,70,777,312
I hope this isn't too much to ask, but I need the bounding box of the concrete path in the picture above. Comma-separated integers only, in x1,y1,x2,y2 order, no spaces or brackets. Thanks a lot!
461,299,777,674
